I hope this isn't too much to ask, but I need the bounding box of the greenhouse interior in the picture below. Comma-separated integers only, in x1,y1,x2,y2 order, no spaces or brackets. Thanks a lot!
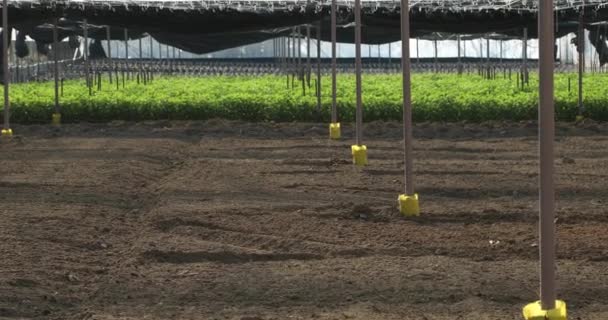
1,1,608,320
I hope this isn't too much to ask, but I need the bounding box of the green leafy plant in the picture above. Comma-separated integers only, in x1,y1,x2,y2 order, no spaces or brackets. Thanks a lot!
0,73,604,123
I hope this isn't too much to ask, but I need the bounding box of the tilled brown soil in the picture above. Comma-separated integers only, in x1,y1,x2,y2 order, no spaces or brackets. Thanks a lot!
1,120,608,320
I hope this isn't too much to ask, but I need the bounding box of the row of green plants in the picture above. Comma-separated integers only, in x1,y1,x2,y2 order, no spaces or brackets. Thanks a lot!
3,73,607,123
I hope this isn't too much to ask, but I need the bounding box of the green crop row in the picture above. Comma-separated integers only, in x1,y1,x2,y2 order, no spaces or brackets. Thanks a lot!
1,73,606,123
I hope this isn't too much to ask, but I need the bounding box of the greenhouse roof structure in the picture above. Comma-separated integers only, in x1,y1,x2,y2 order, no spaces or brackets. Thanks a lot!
3,0,608,53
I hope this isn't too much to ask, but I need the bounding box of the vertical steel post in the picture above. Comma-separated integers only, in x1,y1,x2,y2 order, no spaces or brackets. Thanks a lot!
433,39,438,71
307,25,311,87
538,0,556,310
3,0,10,131
331,0,337,123
457,35,462,73
486,38,491,79
106,26,111,59
53,19,60,115
297,26,302,80
500,39,503,63
106,26,112,83
287,35,291,87
401,0,413,196
14,51,18,83
292,29,296,87
578,11,584,115
84,19,90,91
316,24,321,114
388,42,392,66
355,0,362,145
523,27,528,84
124,28,129,59
416,38,420,64
138,37,143,82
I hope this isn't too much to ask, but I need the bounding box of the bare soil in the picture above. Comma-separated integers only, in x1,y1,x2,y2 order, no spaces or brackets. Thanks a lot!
1,120,608,320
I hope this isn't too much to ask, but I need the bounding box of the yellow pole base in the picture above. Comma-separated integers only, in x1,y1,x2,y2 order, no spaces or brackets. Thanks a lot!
1,128,13,138
351,145,368,166
575,115,584,122
329,122,341,139
52,113,62,126
398,194,420,216
523,300,567,320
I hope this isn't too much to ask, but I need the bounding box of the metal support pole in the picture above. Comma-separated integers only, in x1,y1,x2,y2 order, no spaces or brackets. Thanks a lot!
15,54,18,83
53,19,60,115
297,26,302,80
523,27,529,85
416,38,420,64
388,42,392,66
355,0,362,145
84,19,90,93
107,26,112,83
500,39,503,63
457,35,462,73
316,24,322,114
331,0,337,123
487,38,490,62
538,0,556,310
486,38,490,78
307,25,311,87
3,0,10,131
578,11,584,115
287,35,291,87
124,28,129,59
433,39,438,71
401,0,413,196
292,30,296,88
106,26,111,59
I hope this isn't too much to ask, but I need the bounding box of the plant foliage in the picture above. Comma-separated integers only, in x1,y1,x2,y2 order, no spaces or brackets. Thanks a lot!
1,73,603,123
